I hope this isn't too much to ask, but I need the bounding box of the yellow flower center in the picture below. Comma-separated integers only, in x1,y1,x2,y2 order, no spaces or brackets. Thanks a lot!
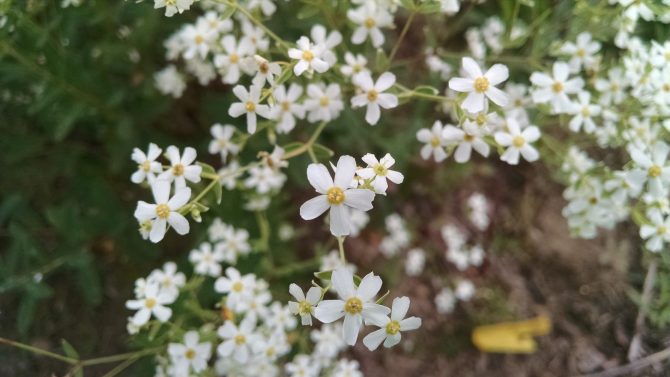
144,298,156,309
658,225,667,235
232,281,244,292
552,81,564,93
173,163,184,176
665,52,670,61
344,297,363,314
195,35,204,44
581,107,590,117
281,101,291,111
319,96,330,107
298,300,312,315
229,53,239,64
464,134,475,142
353,64,362,73
141,160,151,172
664,84,670,92
373,163,387,176
367,89,378,102
430,136,441,147
589,196,598,205
155,204,170,219
234,334,246,345
648,165,662,178
259,62,269,74
364,18,376,29
385,320,401,335
185,349,196,360
302,50,314,62
512,136,525,148
476,113,486,125
576,48,585,57
327,187,345,205
245,101,256,112
473,77,489,93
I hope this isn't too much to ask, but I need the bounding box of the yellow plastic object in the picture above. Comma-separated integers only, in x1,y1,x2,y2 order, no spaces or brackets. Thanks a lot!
471,315,551,353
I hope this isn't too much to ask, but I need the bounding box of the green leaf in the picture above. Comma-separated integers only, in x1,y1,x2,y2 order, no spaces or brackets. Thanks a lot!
282,142,304,153
297,5,320,19
312,143,334,160
61,339,80,360
375,48,389,71
221,5,236,19
399,0,415,10
413,85,439,96
314,270,332,281
417,2,441,13
197,162,217,176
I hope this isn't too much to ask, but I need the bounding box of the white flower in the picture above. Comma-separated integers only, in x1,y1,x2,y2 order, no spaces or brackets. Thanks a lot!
228,84,271,134
181,24,214,60
218,161,242,190
405,248,426,276
244,165,286,193
131,143,162,184
494,118,541,165
125,282,173,325
248,55,282,87
217,315,261,363
148,261,185,301
299,156,376,237
134,180,191,243
215,225,251,263
270,84,305,134
154,0,194,17
341,52,369,77
159,146,202,189
362,296,421,350
214,36,253,84
304,83,344,123
155,65,186,98
332,359,363,377
313,267,390,345
568,91,601,133
349,209,370,237
168,331,212,375
311,323,346,358
530,61,584,113
442,122,490,163
467,193,490,230
288,36,330,76
214,267,254,311
435,287,456,314
351,72,398,125
441,224,467,251
627,142,670,198
240,21,270,53
455,280,475,301
266,302,298,333
594,67,626,105
559,32,601,72
247,0,276,16
640,209,670,252
357,153,404,195
288,284,322,326
448,57,509,113
286,354,320,377
311,24,342,66
208,124,240,162
320,250,357,275
189,242,225,277
417,121,449,162
347,3,393,48
440,0,460,14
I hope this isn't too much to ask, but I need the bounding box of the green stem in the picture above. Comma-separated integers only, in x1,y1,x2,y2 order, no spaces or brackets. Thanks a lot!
0,337,78,364
389,11,417,62
337,236,346,263
220,0,290,50
282,121,329,160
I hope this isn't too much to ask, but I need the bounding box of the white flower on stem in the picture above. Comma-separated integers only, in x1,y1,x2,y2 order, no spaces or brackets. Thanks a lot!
559,32,601,72
215,226,251,263
248,55,282,87
148,261,185,301
218,161,241,190
214,267,255,311
311,24,342,66
568,91,601,133
435,287,456,314
333,359,363,377
640,208,670,252
214,36,253,84
351,72,398,125
288,284,322,326
417,121,448,162
209,124,240,162
448,57,509,113
244,165,286,193
181,24,214,60
247,0,276,16
159,146,202,190
134,180,191,243
228,84,271,134
155,65,186,98
494,118,541,165
217,315,261,363
594,67,626,105
405,248,426,276
347,3,393,48
304,83,344,123
442,122,490,163
313,267,391,345
440,0,460,14
270,84,305,134
125,282,173,325
168,331,212,375
299,156,375,237
627,142,670,198
131,143,162,184
240,21,270,53
320,250,357,275
530,61,584,113
154,0,194,17
341,52,369,77
357,153,404,195
189,242,225,277
198,11,233,35
286,354,320,377
455,280,475,301
362,296,421,350
288,36,329,76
